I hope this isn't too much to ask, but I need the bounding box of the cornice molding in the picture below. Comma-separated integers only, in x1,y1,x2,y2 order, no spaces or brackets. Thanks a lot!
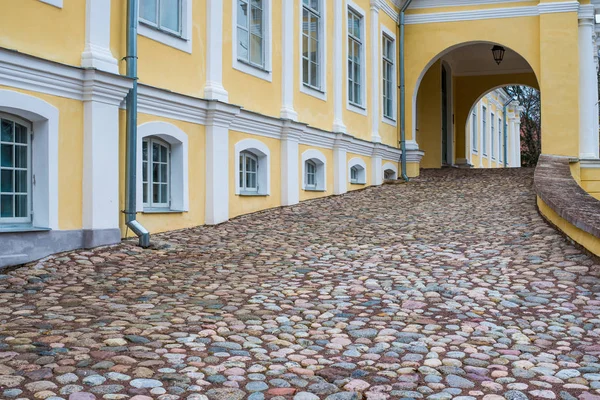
0,47,408,162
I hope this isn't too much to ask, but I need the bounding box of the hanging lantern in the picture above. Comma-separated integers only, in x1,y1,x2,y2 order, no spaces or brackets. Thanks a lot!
491,45,506,65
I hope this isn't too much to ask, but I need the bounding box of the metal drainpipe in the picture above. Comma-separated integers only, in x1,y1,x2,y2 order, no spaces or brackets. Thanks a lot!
398,0,414,182
124,0,150,247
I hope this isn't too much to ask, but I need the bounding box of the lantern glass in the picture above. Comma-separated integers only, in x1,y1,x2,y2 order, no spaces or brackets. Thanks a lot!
492,45,505,65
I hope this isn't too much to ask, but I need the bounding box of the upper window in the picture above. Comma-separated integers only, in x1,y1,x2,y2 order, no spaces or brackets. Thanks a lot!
482,105,487,156
0,115,31,224
142,137,170,209
237,0,265,69
347,8,364,109
471,110,477,152
491,112,495,159
382,34,395,121
140,0,182,36
302,0,321,90
239,150,259,193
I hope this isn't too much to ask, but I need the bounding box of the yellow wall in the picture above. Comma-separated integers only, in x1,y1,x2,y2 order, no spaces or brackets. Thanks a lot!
0,0,85,67
0,85,84,231
119,112,206,238
539,10,580,157
229,132,282,218
110,0,207,97
299,145,334,201
579,167,600,201
405,16,541,148
538,197,600,258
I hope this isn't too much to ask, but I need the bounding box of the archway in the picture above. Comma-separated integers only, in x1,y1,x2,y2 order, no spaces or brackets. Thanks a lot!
412,41,539,169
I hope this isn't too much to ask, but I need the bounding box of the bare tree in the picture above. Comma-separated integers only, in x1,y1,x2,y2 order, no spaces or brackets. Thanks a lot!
505,86,541,167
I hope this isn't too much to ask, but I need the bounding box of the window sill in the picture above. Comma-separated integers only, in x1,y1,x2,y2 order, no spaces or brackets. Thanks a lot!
138,23,192,53
300,84,327,101
304,188,327,192
350,182,366,186
233,59,273,82
347,102,367,116
382,116,397,127
0,225,51,234
142,209,186,214
238,192,269,197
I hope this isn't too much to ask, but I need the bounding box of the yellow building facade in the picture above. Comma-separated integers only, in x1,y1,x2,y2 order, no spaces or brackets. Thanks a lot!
466,89,523,169
0,0,599,266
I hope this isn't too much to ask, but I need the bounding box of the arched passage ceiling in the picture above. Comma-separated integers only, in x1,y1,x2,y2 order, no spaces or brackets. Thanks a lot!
442,43,534,77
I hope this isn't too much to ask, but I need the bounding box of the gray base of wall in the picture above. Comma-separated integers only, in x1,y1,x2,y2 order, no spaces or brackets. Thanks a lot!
0,228,121,269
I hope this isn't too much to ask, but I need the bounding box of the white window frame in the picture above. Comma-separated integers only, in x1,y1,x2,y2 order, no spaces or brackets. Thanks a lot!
471,109,478,153
138,0,193,53
498,117,503,163
348,157,367,185
381,26,397,126
0,114,32,224
39,0,63,8
301,149,327,191
346,1,367,115
232,0,273,82
490,111,495,160
234,139,271,195
299,0,327,100
142,137,171,209
137,122,189,213
0,90,59,230
239,151,259,192
482,105,488,157
382,162,398,180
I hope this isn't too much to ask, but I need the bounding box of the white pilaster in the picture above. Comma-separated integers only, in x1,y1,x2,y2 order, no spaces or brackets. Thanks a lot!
81,0,119,73
204,0,229,102
579,5,599,159
371,146,383,185
333,0,347,133
82,71,132,234
333,134,348,194
514,118,522,167
205,101,239,224
370,1,381,142
281,121,304,206
280,0,298,120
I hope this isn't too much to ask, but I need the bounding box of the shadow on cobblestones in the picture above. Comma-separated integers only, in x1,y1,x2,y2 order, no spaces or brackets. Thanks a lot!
1,168,599,400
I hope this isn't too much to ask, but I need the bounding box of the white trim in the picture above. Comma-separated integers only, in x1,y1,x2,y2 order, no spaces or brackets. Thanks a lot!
232,0,273,82
138,0,193,53
403,2,580,25
409,0,527,9
370,1,381,142
301,149,327,191
234,138,271,195
81,0,118,73
137,122,189,213
0,90,59,230
382,162,398,179
381,25,397,127
348,157,367,184
39,0,62,8
346,0,368,115
299,0,328,101
281,0,299,119
204,0,229,101
333,0,347,133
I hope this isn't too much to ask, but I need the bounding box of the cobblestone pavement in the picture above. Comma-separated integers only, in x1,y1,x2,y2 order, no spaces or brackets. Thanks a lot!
1,168,600,400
